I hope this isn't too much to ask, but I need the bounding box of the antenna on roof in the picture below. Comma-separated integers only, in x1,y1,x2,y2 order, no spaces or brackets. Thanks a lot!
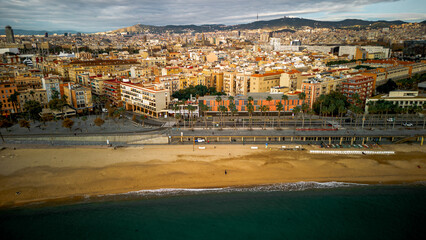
257,12,258,21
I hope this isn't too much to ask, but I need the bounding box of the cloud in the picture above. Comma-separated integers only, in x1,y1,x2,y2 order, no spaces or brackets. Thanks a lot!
0,0,419,32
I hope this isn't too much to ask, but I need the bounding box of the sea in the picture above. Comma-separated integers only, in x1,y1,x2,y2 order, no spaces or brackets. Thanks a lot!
1,182,426,240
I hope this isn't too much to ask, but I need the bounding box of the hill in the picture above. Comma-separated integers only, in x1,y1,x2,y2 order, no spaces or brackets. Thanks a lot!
111,17,411,33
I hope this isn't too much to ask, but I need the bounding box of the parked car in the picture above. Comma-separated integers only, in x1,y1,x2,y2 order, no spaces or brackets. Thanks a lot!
402,122,413,127
195,138,205,142
387,118,394,122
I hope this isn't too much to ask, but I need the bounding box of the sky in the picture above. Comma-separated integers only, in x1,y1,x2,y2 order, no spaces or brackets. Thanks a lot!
0,0,425,32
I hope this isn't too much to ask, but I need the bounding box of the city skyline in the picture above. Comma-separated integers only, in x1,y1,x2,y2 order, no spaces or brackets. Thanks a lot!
0,0,425,32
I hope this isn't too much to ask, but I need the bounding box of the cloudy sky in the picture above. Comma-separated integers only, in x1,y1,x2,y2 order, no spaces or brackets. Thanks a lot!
0,0,425,32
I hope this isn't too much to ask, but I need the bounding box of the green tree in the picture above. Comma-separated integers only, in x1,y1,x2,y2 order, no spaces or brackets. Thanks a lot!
260,104,269,129
24,100,42,122
7,92,20,114
292,106,301,128
276,101,283,128
247,96,254,129
219,105,227,128
187,105,196,128
199,102,210,129
0,119,13,142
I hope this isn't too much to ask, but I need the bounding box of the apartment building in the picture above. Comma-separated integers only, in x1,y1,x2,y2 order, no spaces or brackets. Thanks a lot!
121,81,170,118
155,75,180,94
250,71,283,93
63,83,93,112
301,76,344,108
12,76,42,91
342,75,374,105
18,89,48,109
223,71,250,96
104,79,122,105
279,70,302,91
90,76,115,95
0,81,19,115
42,75,62,102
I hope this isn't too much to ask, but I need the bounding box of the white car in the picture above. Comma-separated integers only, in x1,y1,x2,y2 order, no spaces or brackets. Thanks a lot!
402,122,413,127
196,138,205,142
387,118,394,122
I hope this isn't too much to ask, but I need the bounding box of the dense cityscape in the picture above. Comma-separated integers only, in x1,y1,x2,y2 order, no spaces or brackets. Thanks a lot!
0,3,426,237
0,20,425,133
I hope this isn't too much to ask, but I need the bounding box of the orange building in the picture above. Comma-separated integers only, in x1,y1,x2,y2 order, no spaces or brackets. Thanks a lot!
0,81,19,115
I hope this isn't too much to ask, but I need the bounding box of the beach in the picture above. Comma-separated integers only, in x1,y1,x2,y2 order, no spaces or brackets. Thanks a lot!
0,144,425,207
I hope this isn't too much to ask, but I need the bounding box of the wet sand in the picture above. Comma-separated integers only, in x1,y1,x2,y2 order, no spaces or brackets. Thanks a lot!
0,144,425,207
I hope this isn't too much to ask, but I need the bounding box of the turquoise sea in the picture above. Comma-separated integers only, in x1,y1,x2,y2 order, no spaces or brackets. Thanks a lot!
1,182,426,240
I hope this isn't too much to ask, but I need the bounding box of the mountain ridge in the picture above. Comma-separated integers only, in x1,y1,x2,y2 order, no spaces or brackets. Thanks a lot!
110,17,420,33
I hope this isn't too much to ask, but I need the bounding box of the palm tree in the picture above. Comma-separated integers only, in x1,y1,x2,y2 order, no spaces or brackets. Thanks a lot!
266,95,273,117
301,103,309,128
187,105,196,128
247,96,254,128
8,92,20,115
228,102,238,128
260,104,269,129
276,101,283,128
199,102,210,129
292,106,301,129
173,104,181,128
281,95,289,128
219,105,227,128
215,96,222,126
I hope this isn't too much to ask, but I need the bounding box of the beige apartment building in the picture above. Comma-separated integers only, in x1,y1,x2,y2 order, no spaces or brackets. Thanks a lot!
121,82,170,118
223,71,250,96
63,84,93,112
90,76,115,95
18,89,48,109
279,70,302,91
250,71,283,93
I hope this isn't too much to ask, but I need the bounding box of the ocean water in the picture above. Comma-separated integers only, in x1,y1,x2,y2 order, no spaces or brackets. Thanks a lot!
1,182,426,240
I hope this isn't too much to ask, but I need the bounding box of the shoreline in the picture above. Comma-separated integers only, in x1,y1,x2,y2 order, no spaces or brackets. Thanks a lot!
0,144,425,208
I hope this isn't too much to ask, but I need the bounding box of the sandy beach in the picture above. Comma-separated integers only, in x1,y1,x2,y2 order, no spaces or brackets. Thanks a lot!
0,143,425,207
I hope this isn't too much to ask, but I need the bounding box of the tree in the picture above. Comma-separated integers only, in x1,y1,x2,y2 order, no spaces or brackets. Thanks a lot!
298,92,307,127
7,92,20,114
312,91,349,117
292,106,301,128
266,95,273,117
141,115,147,126
24,100,42,122
376,79,397,94
62,118,74,131
301,103,309,128
247,96,254,129
229,103,238,128
260,104,269,129
94,117,105,128
51,89,60,100
0,119,13,142
187,105,197,128
281,95,289,128
19,119,31,131
276,101,283,128
199,102,210,129
219,105,227,128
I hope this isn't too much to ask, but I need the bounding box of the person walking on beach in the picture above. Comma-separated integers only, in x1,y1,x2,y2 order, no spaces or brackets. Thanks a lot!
225,170,227,175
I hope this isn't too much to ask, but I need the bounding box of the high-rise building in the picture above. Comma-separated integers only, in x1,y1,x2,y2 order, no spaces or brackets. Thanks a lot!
5,25,15,43
44,32,48,38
